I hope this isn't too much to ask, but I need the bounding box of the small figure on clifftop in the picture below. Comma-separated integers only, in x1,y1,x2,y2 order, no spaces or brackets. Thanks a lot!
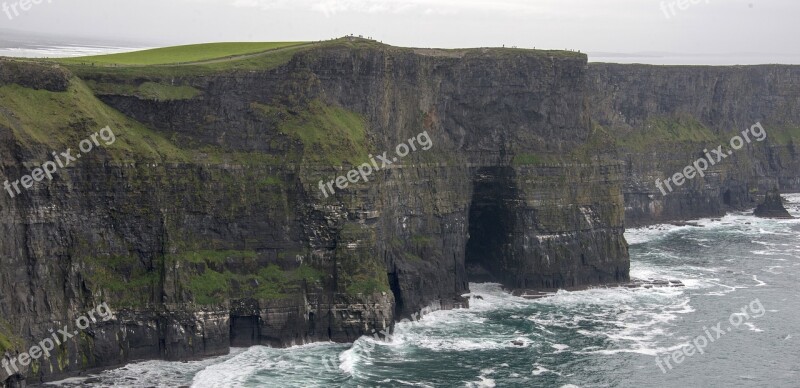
753,187,794,219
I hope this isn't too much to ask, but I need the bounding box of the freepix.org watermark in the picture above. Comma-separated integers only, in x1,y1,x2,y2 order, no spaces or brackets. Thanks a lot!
660,0,709,19
2,0,51,20
654,298,766,374
3,126,116,199
655,122,766,196
318,131,433,198
1,302,114,376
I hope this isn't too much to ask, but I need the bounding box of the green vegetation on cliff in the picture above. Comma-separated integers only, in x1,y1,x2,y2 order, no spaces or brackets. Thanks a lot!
614,115,716,151
56,42,315,79
336,223,391,296
512,153,546,166
768,126,800,145
137,81,201,101
0,75,369,168
184,263,325,305
0,79,190,161
253,100,371,166
0,320,21,353
84,79,202,101
82,249,327,307
171,250,258,264
56,42,308,66
83,255,159,307
169,250,325,305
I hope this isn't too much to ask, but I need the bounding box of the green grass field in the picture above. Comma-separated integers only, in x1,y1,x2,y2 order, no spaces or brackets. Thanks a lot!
56,42,308,66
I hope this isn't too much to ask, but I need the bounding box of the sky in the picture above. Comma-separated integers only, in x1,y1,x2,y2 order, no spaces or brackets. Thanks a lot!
0,0,799,64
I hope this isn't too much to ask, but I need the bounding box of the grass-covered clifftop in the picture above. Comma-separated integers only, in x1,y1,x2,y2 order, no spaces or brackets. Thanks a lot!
56,42,308,66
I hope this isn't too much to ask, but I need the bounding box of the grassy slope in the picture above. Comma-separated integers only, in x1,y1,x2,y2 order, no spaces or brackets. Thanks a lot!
55,44,313,79
0,79,189,162
251,100,370,166
55,42,308,66
0,75,314,167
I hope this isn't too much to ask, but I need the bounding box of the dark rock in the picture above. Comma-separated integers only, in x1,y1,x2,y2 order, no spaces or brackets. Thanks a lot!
0,58,71,91
754,187,794,219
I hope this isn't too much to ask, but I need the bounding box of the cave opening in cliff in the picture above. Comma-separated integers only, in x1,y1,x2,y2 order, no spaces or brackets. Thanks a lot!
465,166,518,284
230,316,260,347
388,271,405,317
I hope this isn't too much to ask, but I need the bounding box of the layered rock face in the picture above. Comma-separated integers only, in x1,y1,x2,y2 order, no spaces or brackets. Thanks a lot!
0,41,629,385
589,64,800,226
3,41,800,387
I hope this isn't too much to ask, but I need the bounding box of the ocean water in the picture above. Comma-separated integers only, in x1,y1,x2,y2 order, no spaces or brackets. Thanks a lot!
0,44,143,58
49,194,800,387
587,52,800,65
0,30,146,58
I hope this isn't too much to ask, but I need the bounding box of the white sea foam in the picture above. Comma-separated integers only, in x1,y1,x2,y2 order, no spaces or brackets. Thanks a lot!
625,224,689,245
465,375,496,387
531,364,561,376
191,342,347,388
378,379,435,387
527,283,697,357
338,347,358,375
625,196,800,246
742,322,764,332
550,344,570,353
47,348,246,388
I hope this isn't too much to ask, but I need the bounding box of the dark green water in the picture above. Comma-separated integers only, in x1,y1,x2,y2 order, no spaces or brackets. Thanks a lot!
54,195,800,388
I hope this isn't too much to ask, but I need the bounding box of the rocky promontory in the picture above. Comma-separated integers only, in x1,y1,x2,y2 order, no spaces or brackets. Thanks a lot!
754,187,794,219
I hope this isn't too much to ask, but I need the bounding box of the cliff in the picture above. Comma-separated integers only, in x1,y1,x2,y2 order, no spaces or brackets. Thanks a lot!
0,39,629,385
3,39,800,386
589,63,800,225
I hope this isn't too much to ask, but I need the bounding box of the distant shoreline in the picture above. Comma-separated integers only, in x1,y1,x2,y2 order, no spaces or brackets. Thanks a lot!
0,44,149,58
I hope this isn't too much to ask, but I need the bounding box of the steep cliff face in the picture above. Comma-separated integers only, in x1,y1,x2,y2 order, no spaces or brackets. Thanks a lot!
4,40,800,387
589,63,800,226
0,39,629,385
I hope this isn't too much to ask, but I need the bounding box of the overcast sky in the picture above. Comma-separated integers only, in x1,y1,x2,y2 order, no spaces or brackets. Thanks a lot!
1,0,799,64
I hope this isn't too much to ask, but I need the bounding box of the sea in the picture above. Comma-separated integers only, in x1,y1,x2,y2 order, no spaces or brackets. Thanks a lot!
0,29,146,58
45,194,800,387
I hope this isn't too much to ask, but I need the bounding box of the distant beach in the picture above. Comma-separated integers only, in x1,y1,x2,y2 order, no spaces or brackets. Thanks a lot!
0,28,149,58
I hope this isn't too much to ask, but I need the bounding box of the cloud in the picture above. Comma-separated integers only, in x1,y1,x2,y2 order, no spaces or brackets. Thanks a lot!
184,0,587,17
